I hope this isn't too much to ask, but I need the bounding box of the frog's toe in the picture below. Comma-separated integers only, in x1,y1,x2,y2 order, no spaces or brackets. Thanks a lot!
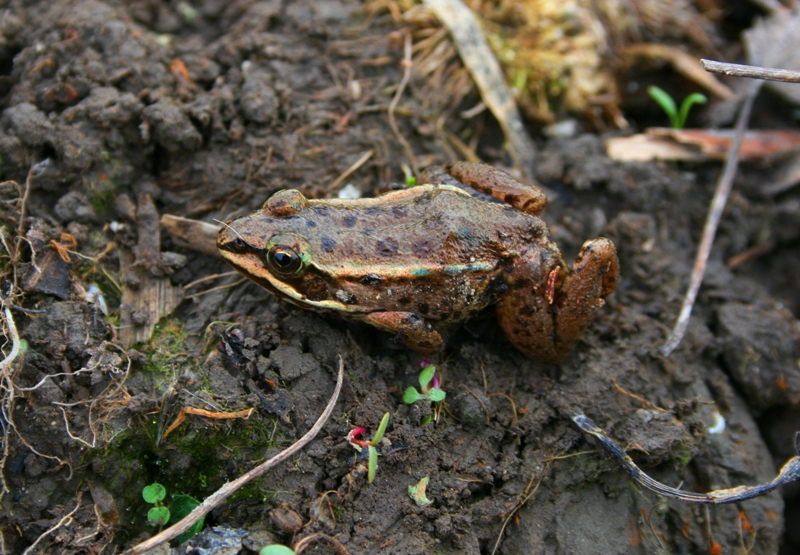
363,311,443,354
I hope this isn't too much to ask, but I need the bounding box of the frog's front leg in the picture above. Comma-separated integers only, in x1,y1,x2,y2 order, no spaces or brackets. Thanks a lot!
363,312,443,354
497,238,619,363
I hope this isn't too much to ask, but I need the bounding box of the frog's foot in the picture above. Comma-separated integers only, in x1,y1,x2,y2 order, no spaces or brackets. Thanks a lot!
363,312,443,354
553,238,619,359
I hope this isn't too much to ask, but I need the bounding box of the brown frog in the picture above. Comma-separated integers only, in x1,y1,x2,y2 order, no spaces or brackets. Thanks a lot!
217,162,619,363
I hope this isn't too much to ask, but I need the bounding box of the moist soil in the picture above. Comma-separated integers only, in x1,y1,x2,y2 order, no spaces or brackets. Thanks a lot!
1,1,799,554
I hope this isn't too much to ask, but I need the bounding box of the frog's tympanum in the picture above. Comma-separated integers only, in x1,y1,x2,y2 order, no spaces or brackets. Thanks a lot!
218,163,619,363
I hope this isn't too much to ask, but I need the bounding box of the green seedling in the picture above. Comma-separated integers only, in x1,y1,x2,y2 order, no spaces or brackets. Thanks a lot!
142,483,204,541
402,164,417,186
347,412,391,483
142,483,170,527
403,365,446,405
171,494,204,543
647,85,707,129
408,476,433,506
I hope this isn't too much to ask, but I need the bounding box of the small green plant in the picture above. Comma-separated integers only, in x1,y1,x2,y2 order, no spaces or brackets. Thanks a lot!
142,483,170,526
647,85,707,129
347,412,391,483
171,494,204,543
142,483,204,542
402,164,417,186
260,546,296,555
403,365,446,405
408,476,433,506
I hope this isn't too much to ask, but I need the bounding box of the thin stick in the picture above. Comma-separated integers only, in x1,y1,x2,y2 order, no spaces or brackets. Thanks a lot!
188,277,248,299
22,492,83,555
0,304,22,497
490,461,549,555
701,59,800,83
0,306,21,375
124,356,345,555
571,409,800,504
14,168,33,258
660,83,761,357
183,270,239,290
328,149,374,193
388,33,418,177
425,0,538,177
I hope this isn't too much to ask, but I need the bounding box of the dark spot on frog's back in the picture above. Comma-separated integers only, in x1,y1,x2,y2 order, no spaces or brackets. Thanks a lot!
413,240,435,256
320,237,336,253
418,303,430,315
457,226,472,238
376,237,398,256
343,214,357,227
391,205,407,218
306,219,317,227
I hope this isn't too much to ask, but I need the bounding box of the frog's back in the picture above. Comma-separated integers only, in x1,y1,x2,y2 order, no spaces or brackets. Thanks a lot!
280,185,548,267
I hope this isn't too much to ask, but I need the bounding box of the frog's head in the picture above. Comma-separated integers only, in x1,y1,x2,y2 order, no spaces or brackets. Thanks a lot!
217,189,361,313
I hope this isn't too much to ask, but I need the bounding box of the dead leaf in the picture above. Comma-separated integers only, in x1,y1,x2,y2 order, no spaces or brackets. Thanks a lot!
607,128,800,162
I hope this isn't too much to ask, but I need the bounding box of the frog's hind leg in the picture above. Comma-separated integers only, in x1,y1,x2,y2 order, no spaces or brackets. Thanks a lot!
553,238,619,358
441,162,549,215
496,291,560,363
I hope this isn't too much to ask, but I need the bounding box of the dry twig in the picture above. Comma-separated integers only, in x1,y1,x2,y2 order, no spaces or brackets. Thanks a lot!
701,59,800,83
162,406,255,439
328,149,374,193
490,461,550,555
22,492,83,555
425,0,537,177
0,304,22,498
0,169,35,501
660,82,761,357
388,33,418,177
572,409,800,503
294,533,353,555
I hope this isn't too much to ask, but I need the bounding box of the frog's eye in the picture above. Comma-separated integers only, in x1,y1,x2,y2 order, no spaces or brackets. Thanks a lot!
267,245,304,276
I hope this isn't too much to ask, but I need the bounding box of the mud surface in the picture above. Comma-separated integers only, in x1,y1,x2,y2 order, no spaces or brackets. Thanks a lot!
1,1,799,554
